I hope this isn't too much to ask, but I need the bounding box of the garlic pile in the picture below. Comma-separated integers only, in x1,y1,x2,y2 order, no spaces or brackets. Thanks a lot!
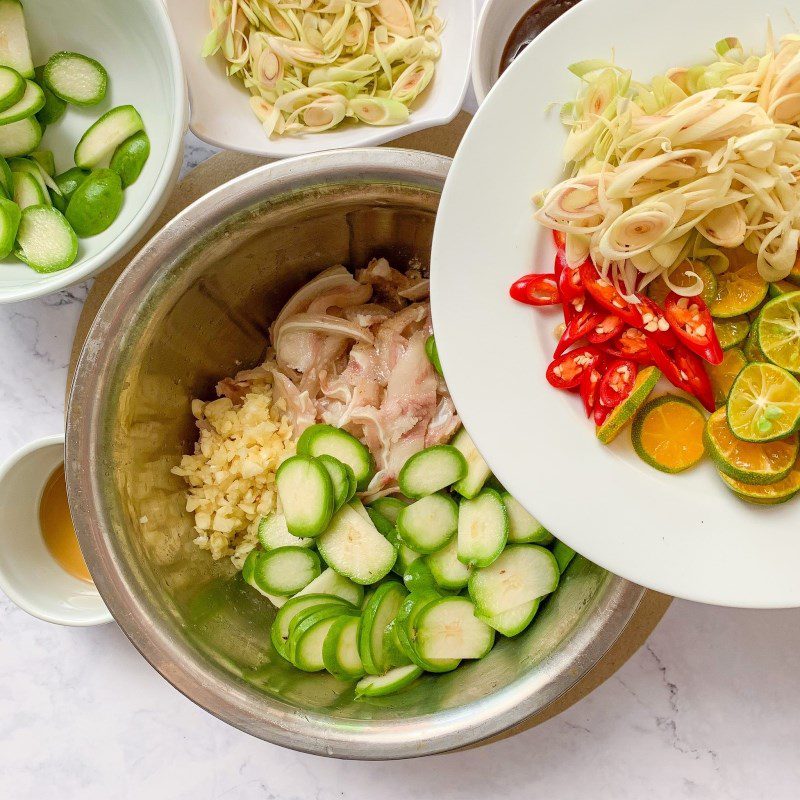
203,0,442,137
536,32,800,296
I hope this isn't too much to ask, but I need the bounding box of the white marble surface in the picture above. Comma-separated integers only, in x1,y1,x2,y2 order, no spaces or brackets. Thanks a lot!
2,38,800,800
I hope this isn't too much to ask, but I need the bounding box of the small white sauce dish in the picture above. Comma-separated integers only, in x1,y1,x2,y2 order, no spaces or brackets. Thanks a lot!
164,0,474,157
0,434,112,626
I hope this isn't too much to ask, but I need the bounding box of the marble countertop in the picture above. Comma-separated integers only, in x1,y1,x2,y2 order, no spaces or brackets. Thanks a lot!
2,41,800,800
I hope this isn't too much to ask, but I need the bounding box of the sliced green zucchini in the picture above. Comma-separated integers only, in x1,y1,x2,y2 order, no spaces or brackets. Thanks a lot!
34,65,66,125
425,334,443,376
402,558,439,594
250,546,321,596
386,527,422,577
365,506,395,536
0,80,43,126
396,492,459,554
502,492,553,545
382,619,412,668
12,169,46,209
300,424,375,490
29,149,54,177
322,614,365,680
290,606,359,672
296,567,364,606
275,455,335,538
0,195,20,258
74,105,144,169
398,445,467,498
477,599,540,638
14,205,77,273
457,488,508,568
552,540,577,573
468,544,559,617
270,592,352,659
257,512,314,549
0,155,11,195
51,167,88,212
369,496,407,524
0,115,40,157
65,168,123,237
358,581,407,675
355,664,423,697
0,65,24,112
415,596,495,660
43,52,108,106
0,1,33,79
240,548,286,606
109,130,150,188
317,503,397,585
317,454,353,510
395,592,459,673
425,536,471,590
451,428,491,499
349,498,372,522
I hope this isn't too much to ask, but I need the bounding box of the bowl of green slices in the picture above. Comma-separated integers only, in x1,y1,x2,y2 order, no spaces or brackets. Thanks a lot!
0,0,186,302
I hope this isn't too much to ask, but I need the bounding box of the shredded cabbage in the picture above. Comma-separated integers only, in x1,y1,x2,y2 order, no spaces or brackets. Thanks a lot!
203,0,442,138
536,32,800,289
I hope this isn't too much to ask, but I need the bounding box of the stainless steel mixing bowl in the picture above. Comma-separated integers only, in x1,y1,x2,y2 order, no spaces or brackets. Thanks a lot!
66,148,645,759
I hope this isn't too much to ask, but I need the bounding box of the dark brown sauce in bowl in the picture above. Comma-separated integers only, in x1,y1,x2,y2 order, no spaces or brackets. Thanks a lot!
500,0,583,75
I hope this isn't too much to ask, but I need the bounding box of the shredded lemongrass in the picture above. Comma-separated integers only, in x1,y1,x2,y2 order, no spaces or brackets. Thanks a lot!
536,32,800,290
203,0,442,138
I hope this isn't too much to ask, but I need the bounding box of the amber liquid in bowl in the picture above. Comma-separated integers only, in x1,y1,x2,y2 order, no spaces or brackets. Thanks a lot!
39,465,92,583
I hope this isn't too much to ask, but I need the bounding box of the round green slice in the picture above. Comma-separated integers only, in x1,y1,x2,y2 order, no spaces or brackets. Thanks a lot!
756,291,800,375
718,459,800,505
0,65,24,112
631,394,706,474
110,130,150,188
65,168,123,237
727,362,800,443
704,407,799,484
596,366,662,444
13,205,78,272
714,316,750,351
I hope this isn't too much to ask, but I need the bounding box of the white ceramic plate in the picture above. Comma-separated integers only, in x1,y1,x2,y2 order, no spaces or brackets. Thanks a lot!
165,0,473,157
432,0,799,608
0,0,186,303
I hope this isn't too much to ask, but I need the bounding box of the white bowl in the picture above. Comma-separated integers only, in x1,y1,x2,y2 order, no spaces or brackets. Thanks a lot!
472,0,575,105
0,435,112,626
165,0,473,157
0,0,187,303
433,0,800,608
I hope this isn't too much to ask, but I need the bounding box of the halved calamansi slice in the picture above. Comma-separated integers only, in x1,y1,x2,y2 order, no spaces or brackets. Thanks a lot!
718,459,800,505
596,366,661,444
704,407,799,484
727,362,800,443
713,316,749,351
709,259,768,318
631,394,706,473
707,348,747,407
755,291,800,375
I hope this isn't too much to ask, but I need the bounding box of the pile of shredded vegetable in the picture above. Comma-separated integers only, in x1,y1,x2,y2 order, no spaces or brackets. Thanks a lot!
203,0,442,137
536,31,800,296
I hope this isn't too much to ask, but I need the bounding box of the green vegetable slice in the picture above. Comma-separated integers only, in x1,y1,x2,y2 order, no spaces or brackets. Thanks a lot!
43,51,108,106
14,205,77,272
756,291,800,375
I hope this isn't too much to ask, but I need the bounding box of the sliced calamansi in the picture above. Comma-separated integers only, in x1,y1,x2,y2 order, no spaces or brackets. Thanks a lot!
631,394,706,473
713,316,749,350
709,259,768,318
718,459,800,505
704,407,799,484
755,291,800,375
596,366,661,444
768,280,797,298
647,260,717,307
707,348,747,407
727,362,800,442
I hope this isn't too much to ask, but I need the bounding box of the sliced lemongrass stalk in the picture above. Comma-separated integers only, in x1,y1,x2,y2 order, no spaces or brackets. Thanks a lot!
348,96,408,125
697,202,748,248
389,59,434,104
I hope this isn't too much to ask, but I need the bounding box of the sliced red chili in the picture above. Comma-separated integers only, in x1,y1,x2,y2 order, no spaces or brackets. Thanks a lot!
605,327,652,364
509,273,561,306
598,359,638,409
546,346,601,390
557,262,584,302
594,403,611,426
663,292,724,365
579,260,642,327
587,313,624,344
554,308,601,357
580,365,602,418
635,294,676,348
646,339,715,412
